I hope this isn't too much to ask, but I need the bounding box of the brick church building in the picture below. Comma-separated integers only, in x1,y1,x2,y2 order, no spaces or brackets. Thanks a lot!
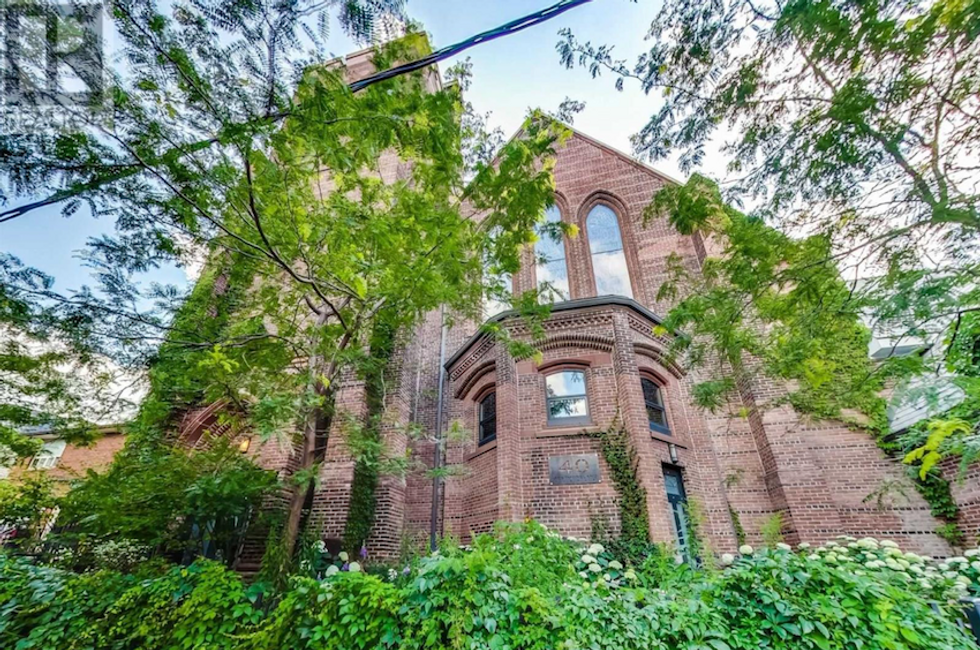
182,43,971,570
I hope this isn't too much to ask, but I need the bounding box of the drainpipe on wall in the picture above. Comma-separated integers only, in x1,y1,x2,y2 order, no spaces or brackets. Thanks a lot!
429,306,448,551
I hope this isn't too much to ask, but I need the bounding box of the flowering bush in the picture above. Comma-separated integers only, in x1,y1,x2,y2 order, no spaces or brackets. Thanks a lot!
1,523,976,649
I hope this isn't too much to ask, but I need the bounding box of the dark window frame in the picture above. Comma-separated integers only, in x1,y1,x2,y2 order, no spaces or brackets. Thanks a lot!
544,368,591,427
641,376,670,435
478,391,497,445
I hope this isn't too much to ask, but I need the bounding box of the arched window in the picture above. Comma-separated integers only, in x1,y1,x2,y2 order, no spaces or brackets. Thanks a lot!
545,370,589,425
483,271,511,319
478,392,497,445
535,205,569,301
587,204,632,298
641,377,669,434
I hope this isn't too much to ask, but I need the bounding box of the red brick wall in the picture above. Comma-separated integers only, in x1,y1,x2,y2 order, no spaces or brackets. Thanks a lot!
232,118,963,561
396,130,958,558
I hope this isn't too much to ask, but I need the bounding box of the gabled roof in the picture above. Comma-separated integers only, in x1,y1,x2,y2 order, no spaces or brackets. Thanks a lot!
562,125,683,187
490,121,683,188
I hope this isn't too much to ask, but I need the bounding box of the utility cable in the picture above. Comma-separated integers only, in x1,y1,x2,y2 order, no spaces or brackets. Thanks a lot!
349,0,594,92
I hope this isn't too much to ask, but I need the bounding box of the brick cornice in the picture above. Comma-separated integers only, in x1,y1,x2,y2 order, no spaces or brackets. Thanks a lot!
445,296,666,371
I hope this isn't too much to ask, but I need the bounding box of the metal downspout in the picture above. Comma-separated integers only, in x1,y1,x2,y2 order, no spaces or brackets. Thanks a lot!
429,306,448,551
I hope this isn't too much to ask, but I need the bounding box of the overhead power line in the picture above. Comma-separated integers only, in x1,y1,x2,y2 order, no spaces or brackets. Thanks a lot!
348,0,594,92
0,0,594,224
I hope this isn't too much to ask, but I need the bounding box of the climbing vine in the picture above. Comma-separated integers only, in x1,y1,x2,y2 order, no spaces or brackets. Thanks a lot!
341,313,399,554
588,422,649,549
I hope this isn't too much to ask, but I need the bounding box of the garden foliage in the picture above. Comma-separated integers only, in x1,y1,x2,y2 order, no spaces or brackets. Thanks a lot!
1,522,975,649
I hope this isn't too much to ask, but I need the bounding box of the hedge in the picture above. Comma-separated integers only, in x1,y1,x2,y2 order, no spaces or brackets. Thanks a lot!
1,523,975,649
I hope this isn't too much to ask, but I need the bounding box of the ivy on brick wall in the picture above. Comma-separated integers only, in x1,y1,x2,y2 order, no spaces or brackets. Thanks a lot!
342,314,398,554
588,422,650,549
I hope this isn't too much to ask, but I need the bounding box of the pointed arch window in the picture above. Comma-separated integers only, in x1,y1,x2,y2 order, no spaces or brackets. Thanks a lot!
587,204,632,298
535,205,569,301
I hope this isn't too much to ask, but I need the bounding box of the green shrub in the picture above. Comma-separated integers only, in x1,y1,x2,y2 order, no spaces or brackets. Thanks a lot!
1,523,975,649
55,439,277,565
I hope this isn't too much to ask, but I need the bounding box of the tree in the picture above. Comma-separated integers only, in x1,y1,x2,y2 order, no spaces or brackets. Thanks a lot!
0,0,411,462
1,0,570,559
558,0,979,435
56,440,277,564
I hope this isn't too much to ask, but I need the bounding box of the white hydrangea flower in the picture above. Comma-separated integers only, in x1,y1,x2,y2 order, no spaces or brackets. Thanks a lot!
939,563,950,571
964,549,980,558
608,560,623,570
880,540,899,549
776,543,792,552
971,561,980,572
513,544,521,550
581,555,596,564
918,578,932,589
957,575,972,586
325,565,340,576
579,571,588,578
884,547,903,557
944,571,959,579
338,551,349,562
624,569,637,581
348,561,361,572
955,582,969,592
738,545,754,555
720,553,735,565
798,542,811,550
588,543,605,556
603,573,612,581
825,553,839,563
949,556,968,565
589,563,602,573
854,570,865,576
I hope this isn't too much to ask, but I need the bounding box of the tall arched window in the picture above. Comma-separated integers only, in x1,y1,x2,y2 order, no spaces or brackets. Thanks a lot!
587,204,632,298
535,205,569,301
483,271,511,319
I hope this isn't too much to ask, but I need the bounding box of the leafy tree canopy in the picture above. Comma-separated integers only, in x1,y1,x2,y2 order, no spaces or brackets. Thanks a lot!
559,0,979,444
1,0,570,555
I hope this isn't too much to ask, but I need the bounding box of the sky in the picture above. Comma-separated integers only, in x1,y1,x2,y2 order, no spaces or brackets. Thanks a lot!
2,0,722,296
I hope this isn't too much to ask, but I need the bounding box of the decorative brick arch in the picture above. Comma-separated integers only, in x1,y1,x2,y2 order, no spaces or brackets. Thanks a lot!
633,342,685,378
577,190,643,301
454,359,497,400
538,332,615,354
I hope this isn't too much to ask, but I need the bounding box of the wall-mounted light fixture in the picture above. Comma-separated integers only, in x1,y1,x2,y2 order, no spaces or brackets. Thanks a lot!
668,443,679,464
238,438,251,454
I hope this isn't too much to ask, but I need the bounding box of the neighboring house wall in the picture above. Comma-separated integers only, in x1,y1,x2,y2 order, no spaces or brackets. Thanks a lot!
5,429,127,491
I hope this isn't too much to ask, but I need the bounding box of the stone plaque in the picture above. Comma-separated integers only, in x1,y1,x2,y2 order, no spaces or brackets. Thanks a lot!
549,453,600,485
